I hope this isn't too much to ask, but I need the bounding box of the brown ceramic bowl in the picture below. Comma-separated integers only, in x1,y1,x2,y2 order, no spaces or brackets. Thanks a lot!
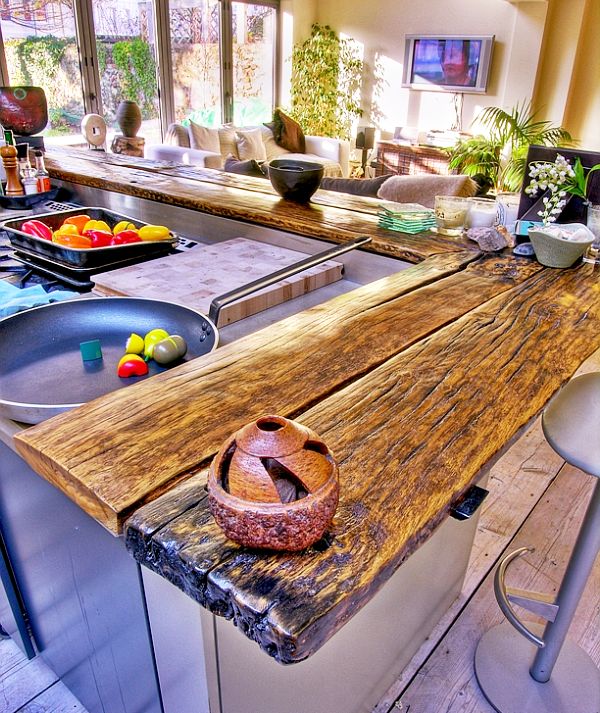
267,159,324,203
208,415,339,551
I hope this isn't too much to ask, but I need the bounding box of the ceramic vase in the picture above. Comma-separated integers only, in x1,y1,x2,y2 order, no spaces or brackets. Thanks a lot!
116,100,142,138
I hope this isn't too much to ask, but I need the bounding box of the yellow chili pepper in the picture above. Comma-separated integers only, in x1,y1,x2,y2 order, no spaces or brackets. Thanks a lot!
138,224,170,241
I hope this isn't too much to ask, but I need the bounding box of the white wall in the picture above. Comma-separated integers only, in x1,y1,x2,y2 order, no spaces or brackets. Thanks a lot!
309,0,548,135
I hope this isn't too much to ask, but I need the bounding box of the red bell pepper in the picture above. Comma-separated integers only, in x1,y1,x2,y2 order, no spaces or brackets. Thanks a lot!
111,230,142,245
21,219,52,241
87,230,114,248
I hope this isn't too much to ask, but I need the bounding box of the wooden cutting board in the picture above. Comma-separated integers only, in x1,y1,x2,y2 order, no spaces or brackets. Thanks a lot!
92,237,343,326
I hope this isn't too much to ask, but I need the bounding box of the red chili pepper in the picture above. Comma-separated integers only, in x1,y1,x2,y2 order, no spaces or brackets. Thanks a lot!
111,230,142,245
87,230,114,248
21,219,52,240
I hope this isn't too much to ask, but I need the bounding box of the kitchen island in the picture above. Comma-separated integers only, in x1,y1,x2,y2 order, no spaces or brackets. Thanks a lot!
5,152,600,713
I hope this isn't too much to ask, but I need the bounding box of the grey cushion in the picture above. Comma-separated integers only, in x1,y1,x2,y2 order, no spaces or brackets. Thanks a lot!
223,155,267,178
320,174,393,197
377,174,478,209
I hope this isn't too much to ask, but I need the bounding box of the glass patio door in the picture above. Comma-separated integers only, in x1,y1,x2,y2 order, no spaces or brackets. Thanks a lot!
230,1,277,126
169,0,222,127
91,0,161,147
0,1,86,147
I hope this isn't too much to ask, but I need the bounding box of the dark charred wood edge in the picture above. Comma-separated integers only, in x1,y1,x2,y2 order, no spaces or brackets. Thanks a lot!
125,265,600,663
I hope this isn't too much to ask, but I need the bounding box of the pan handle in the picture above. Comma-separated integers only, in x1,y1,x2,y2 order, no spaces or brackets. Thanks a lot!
208,236,372,325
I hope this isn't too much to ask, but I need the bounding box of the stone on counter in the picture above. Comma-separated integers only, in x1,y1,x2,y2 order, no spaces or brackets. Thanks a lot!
466,226,515,252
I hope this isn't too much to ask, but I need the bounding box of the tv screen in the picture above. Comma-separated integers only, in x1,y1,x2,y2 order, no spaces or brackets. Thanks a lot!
402,35,494,93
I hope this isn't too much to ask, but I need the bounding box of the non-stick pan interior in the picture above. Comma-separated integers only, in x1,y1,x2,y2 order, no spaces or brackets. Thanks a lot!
0,297,218,423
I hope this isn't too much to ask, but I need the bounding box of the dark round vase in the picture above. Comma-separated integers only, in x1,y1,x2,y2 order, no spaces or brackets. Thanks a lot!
116,100,142,138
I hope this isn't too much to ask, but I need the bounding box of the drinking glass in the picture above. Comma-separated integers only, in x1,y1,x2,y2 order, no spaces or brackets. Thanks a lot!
583,204,600,264
433,195,469,236
494,192,520,235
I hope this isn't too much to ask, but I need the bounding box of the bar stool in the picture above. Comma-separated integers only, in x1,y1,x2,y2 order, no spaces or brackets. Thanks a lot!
475,372,600,713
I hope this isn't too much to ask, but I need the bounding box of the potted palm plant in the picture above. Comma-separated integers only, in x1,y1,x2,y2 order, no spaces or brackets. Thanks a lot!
447,102,573,194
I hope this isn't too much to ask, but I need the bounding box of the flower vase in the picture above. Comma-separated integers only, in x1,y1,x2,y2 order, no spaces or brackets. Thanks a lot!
116,100,142,138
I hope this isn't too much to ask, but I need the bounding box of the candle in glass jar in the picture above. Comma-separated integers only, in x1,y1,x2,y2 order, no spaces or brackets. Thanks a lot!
466,198,496,228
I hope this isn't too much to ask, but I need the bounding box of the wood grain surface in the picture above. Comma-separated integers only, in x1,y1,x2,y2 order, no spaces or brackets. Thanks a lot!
14,253,542,534
45,151,477,263
124,264,600,663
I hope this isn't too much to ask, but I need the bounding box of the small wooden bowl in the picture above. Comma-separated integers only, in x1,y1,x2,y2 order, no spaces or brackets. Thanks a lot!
208,415,339,551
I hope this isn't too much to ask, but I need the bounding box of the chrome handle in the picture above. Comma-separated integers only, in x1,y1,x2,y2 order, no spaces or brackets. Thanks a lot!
208,236,372,325
494,546,545,648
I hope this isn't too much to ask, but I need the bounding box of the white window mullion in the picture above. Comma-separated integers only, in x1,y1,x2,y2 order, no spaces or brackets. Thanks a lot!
74,0,102,116
220,0,234,124
154,0,175,136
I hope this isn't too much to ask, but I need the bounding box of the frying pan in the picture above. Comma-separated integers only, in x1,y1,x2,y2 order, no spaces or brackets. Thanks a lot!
0,237,371,424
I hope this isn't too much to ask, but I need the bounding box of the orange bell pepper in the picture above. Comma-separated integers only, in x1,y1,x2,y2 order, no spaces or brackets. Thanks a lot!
52,232,92,249
63,214,91,233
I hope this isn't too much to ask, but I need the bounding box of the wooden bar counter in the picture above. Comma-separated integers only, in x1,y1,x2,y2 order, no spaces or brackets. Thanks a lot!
7,151,600,710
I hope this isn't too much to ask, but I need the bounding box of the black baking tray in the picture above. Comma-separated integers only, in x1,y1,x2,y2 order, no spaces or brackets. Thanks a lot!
12,245,169,276
0,187,58,209
1,206,176,268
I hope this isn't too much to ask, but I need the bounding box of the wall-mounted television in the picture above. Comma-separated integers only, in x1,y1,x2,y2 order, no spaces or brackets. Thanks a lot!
402,35,494,94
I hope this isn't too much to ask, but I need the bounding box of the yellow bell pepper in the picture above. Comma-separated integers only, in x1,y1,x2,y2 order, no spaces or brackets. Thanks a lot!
138,224,170,241
83,219,111,234
113,220,137,235
54,223,79,236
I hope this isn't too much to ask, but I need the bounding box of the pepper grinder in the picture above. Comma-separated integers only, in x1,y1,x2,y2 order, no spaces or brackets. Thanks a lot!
0,144,24,196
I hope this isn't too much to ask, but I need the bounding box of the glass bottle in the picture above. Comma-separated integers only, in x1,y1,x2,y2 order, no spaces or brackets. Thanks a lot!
34,150,51,193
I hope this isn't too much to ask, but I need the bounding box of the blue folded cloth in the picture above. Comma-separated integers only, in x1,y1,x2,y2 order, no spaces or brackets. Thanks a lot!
0,280,78,318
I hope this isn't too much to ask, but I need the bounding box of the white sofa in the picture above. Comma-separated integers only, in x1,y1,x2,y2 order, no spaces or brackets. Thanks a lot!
145,122,350,178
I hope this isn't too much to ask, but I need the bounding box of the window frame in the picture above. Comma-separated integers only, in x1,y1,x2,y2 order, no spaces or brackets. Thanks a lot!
0,0,279,140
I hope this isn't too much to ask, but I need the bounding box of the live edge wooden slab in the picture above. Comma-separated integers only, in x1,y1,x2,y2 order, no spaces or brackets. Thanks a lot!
11,154,600,665
44,150,474,263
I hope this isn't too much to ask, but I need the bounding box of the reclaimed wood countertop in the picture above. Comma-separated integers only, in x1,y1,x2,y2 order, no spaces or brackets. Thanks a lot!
12,152,600,664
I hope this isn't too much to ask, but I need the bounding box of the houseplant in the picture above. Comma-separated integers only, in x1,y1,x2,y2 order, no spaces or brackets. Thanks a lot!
524,153,599,267
447,102,573,193
289,23,363,141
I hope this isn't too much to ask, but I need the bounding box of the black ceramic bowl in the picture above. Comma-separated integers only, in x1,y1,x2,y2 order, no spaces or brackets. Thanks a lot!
267,159,325,203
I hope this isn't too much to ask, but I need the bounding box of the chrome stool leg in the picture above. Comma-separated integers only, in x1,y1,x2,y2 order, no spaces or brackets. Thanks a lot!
475,372,600,713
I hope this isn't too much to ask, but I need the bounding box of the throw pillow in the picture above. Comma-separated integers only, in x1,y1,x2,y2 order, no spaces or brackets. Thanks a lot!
165,122,190,148
188,121,221,153
236,127,267,161
268,109,305,153
260,125,288,161
320,174,393,198
218,124,238,160
223,155,267,178
376,175,478,209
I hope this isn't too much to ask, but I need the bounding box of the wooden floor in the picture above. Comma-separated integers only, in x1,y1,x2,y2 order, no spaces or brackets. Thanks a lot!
1,349,599,713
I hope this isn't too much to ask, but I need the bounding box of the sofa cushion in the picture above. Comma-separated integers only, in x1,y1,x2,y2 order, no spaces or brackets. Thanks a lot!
320,174,393,197
165,123,190,148
260,125,288,161
218,124,239,160
188,121,220,153
376,174,478,209
236,127,267,161
224,155,267,178
268,109,305,153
